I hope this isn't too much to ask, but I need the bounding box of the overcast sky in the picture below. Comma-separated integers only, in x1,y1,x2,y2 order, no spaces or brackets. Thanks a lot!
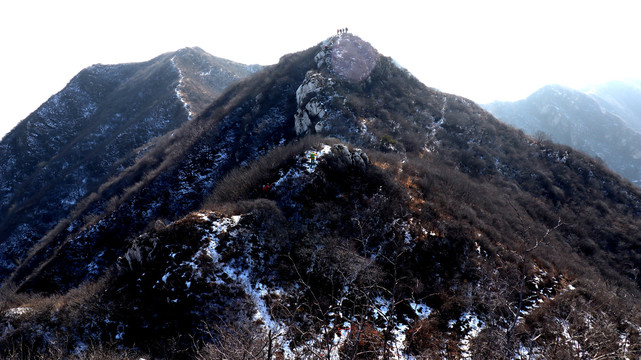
1,0,640,139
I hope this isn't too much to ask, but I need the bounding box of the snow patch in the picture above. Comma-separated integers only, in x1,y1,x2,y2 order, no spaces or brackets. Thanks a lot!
4,307,32,318
410,302,432,318
458,312,483,359
192,213,288,347
273,144,332,189
170,56,194,121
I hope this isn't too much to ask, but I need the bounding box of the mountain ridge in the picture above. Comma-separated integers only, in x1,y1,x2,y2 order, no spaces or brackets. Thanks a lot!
585,79,641,132
484,84,641,184
2,34,641,359
0,47,257,277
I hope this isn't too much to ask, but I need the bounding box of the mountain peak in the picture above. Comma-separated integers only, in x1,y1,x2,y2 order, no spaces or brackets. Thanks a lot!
175,46,206,54
486,83,641,183
532,84,575,97
4,35,641,359
171,46,219,62
317,33,379,82
293,32,428,140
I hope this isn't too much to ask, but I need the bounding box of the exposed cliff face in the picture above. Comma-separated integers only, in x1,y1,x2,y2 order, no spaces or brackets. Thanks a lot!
3,35,641,359
0,48,257,277
294,71,333,135
485,84,641,184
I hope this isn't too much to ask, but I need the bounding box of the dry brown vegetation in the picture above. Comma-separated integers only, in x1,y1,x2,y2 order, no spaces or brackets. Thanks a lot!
2,36,641,359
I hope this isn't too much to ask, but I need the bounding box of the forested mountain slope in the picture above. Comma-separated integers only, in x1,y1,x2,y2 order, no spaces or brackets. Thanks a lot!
0,48,257,277
2,34,641,359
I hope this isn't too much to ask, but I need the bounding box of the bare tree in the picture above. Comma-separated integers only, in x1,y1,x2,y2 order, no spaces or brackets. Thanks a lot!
534,130,551,143
505,200,564,357
197,320,280,360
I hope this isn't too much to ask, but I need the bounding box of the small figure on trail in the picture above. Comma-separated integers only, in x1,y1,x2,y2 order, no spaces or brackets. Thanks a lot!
337,29,341,35
262,184,271,192
345,27,348,33
310,152,317,164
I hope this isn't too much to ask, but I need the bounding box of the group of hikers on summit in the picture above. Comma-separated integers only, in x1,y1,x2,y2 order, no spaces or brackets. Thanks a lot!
325,28,349,51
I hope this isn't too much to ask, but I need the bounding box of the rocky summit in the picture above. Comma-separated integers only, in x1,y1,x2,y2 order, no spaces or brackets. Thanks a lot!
1,34,641,359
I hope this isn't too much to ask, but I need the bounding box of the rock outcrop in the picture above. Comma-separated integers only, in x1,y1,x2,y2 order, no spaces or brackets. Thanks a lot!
332,143,369,171
294,71,333,135
329,33,378,82
295,33,378,137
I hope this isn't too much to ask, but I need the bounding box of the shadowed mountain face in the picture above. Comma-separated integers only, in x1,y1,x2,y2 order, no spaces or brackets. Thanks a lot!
2,35,641,359
0,48,257,277
485,84,641,184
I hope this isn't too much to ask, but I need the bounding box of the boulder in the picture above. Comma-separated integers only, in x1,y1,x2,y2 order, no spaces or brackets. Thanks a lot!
331,144,369,171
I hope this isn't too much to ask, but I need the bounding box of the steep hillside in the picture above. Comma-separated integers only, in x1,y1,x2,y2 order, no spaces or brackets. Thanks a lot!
2,34,641,359
0,48,257,277
485,84,641,184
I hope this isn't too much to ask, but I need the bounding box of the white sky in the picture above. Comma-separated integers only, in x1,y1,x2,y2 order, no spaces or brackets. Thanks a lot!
1,0,641,139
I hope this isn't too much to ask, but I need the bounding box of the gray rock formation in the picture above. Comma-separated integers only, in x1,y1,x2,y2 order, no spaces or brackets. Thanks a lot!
294,71,333,135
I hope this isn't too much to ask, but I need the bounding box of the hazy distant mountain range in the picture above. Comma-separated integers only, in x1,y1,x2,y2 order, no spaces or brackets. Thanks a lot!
585,79,641,132
1,37,641,359
484,81,641,184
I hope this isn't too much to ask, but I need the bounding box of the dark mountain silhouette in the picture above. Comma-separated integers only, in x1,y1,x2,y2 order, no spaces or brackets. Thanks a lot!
485,84,641,184
0,47,257,277
2,34,641,359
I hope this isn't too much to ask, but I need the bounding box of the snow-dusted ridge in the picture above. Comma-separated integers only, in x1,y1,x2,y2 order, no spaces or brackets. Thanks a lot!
170,55,194,121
